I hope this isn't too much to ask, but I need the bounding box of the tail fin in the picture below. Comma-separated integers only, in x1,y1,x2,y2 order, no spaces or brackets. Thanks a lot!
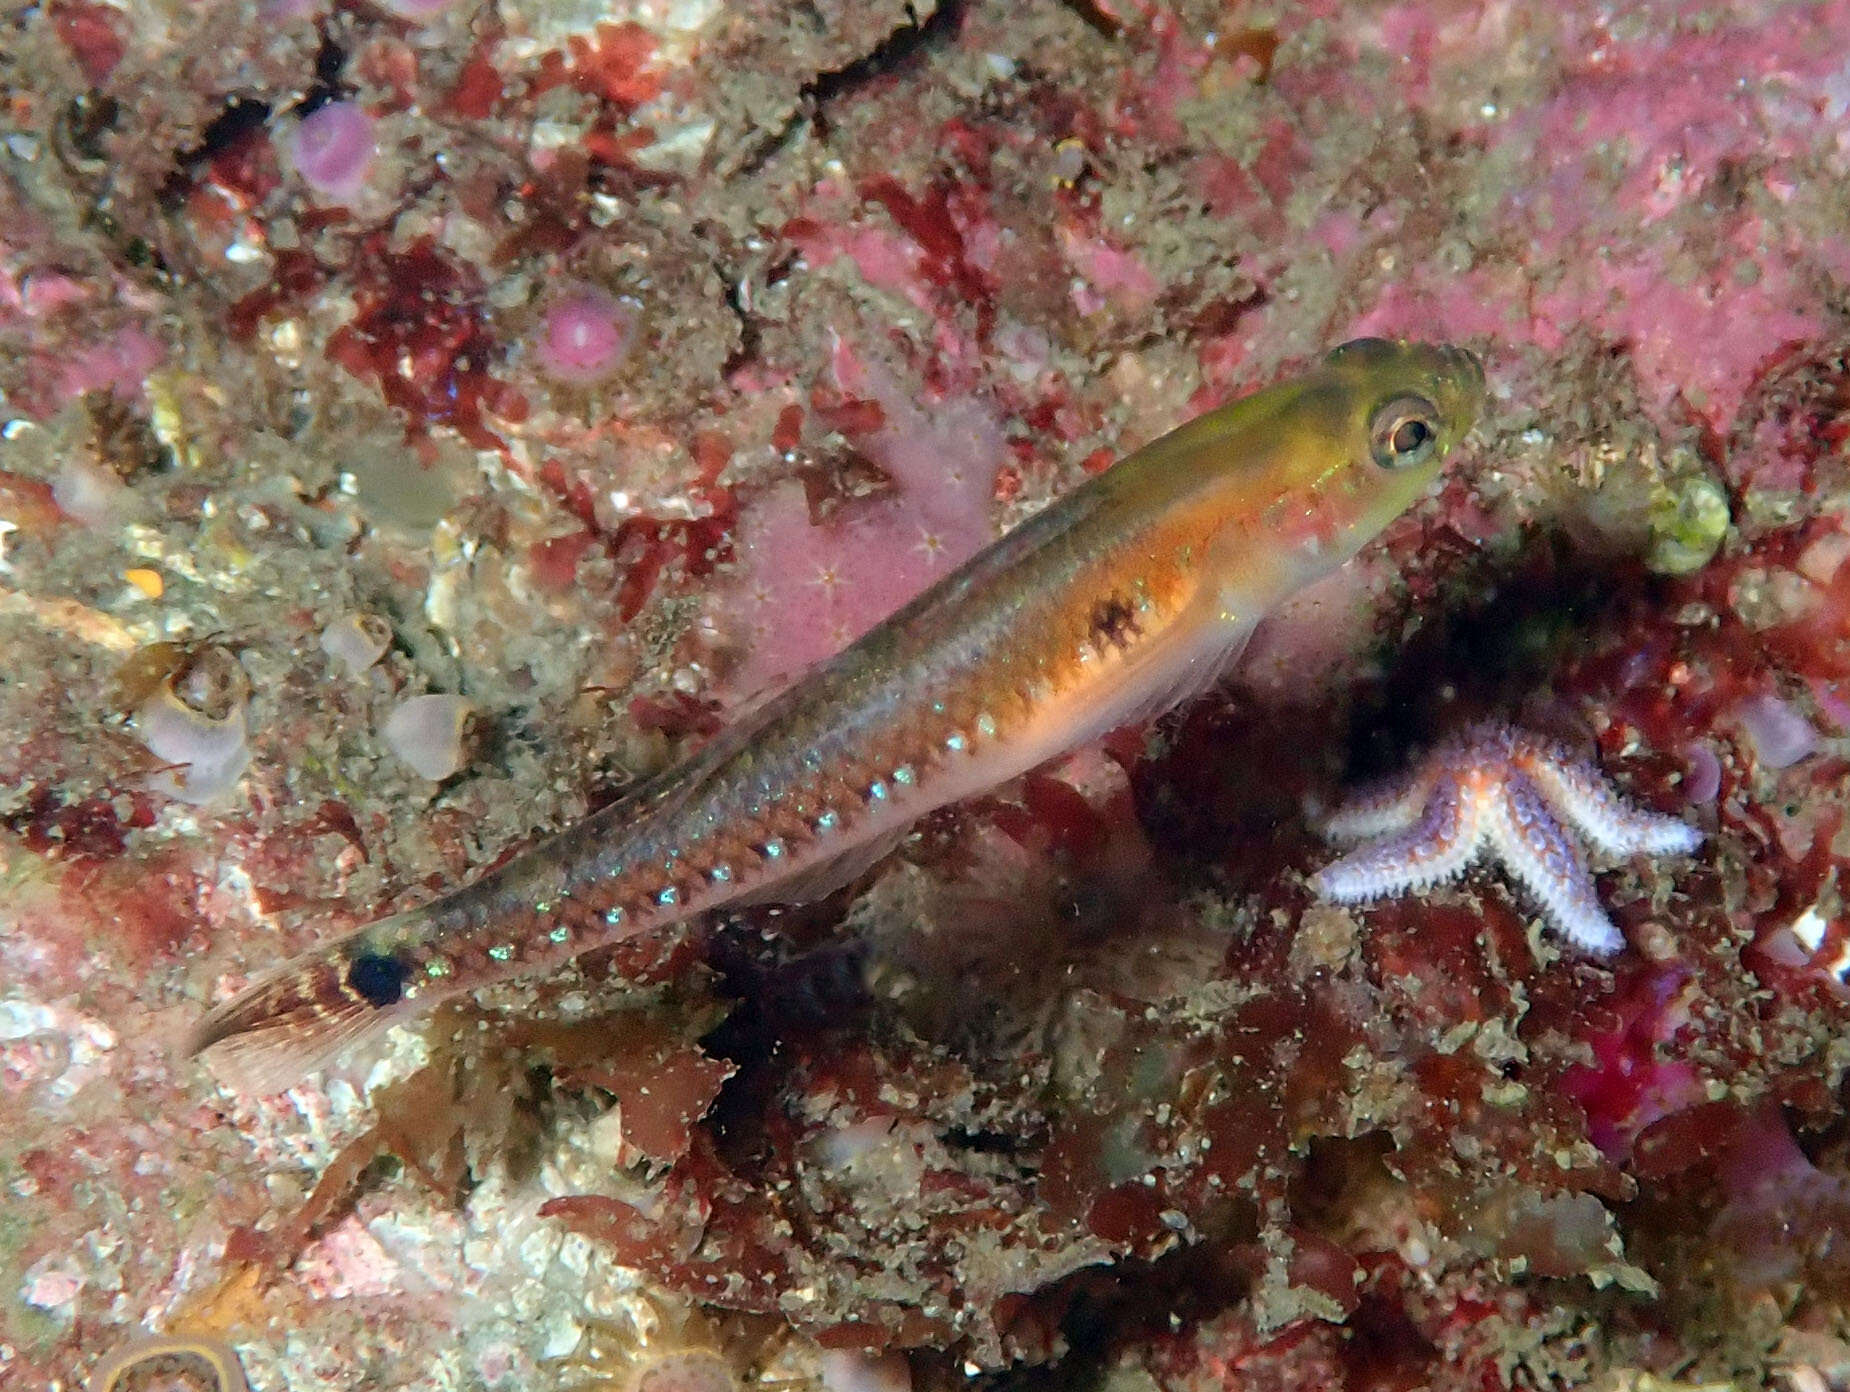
186,935,403,1095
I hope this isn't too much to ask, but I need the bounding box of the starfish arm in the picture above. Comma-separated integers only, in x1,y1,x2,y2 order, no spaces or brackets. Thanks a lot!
1489,773,1625,953
1320,762,1444,842
1520,747,1703,857
1311,777,1482,902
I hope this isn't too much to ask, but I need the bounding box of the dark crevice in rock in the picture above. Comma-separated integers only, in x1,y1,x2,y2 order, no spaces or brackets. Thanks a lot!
729,0,964,177
801,0,964,133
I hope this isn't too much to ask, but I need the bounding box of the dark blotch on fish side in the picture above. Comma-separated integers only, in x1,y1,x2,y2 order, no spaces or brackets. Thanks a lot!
1089,593,1142,652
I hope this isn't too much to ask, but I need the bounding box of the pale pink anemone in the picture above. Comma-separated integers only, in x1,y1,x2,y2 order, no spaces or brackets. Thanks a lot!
534,287,639,384
290,100,376,200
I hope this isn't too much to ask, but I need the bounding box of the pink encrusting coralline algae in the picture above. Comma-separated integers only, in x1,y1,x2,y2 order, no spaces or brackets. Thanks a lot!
3,1,1850,1391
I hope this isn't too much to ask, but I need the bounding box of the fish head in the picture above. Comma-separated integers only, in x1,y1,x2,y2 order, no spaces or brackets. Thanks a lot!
1249,337,1485,580
1323,336,1484,463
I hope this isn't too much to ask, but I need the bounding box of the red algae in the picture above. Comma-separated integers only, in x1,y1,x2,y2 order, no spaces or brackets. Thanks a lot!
50,0,126,84
1556,963,1707,1161
532,21,664,111
325,237,527,452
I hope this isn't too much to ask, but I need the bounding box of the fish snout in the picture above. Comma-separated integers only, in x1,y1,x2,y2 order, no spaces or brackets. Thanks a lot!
1443,343,1485,393
1435,343,1487,432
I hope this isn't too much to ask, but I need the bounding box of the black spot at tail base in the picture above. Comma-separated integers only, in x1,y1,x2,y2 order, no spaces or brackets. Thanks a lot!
346,952,408,1007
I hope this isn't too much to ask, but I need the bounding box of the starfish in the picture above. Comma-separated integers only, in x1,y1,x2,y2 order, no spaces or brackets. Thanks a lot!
1310,723,1702,953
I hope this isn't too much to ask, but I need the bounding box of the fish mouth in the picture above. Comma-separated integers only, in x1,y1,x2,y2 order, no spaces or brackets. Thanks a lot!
1440,343,1486,397
1430,343,1487,434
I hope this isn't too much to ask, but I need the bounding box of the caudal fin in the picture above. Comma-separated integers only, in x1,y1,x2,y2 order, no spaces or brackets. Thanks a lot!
186,941,401,1095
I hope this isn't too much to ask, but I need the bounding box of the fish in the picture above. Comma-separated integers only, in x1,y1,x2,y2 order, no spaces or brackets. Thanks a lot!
188,337,1486,1092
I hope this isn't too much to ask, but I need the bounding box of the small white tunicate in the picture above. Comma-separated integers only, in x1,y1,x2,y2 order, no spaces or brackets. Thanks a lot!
50,457,128,528
134,647,253,804
319,612,393,674
138,695,250,803
1735,690,1821,770
820,1349,913,1392
383,693,479,780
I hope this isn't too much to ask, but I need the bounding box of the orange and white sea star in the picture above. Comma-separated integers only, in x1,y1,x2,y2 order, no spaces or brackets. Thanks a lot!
1311,723,1703,953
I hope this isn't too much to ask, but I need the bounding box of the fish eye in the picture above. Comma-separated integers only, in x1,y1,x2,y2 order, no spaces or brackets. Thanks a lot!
1368,395,1441,470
